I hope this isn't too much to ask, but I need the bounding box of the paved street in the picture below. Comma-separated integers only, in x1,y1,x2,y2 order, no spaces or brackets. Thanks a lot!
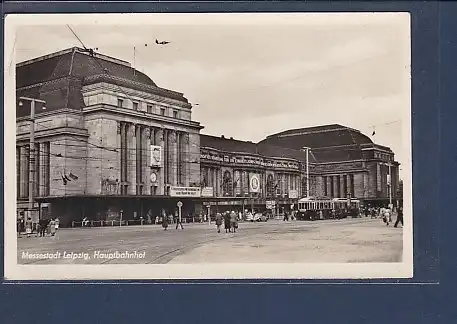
17,218,403,264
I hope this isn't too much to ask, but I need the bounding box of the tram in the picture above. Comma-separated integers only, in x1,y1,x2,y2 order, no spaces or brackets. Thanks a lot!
297,197,360,221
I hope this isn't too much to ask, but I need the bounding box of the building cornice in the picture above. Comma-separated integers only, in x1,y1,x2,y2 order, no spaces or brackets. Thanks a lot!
82,104,204,130
16,126,89,142
83,74,191,106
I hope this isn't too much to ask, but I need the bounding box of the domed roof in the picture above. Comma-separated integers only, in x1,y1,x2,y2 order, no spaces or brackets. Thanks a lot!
16,47,188,118
261,124,373,149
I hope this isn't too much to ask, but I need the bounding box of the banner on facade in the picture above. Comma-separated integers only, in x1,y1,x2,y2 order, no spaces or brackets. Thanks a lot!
201,187,214,197
150,145,162,167
169,186,201,197
288,190,298,199
249,174,260,193
266,200,276,209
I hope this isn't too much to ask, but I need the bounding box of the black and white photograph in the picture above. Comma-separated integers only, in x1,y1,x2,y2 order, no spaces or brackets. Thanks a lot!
4,13,412,280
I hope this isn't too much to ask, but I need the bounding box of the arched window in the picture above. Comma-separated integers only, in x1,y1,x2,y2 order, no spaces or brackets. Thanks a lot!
267,174,275,198
222,171,233,196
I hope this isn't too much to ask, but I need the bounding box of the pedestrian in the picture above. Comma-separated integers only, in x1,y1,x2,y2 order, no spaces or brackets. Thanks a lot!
224,212,231,233
162,213,168,230
38,218,48,237
55,217,60,231
215,213,223,233
382,207,391,226
25,217,33,238
394,206,404,228
230,210,238,233
49,218,56,236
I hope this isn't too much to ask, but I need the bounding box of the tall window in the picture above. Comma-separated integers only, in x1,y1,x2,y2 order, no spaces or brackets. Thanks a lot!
160,108,165,116
330,176,334,198
323,176,328,197
343,175,348,197
336,175,341,197
173,110,178,118
136,125,143,195
222,171,233,196
147,105,153,114
133,102,139,111
35,143,40,196
44,142,50,196
16,147,21,198
120,122,128,195
266,174,274,198
117,98,124,108
350,174,355,197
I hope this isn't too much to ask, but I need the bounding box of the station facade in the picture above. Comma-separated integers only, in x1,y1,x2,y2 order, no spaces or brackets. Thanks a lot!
16,48,401,228
16,47,202,227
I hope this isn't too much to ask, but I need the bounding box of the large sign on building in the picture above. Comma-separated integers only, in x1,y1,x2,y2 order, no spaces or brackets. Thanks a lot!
201,187,214,197
150,145,162,167
288,190,298,199
249,174,260,193
169,186,201,197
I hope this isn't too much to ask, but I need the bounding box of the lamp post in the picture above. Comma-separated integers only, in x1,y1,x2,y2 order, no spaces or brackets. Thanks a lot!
19,97,46,225
302,147,311,197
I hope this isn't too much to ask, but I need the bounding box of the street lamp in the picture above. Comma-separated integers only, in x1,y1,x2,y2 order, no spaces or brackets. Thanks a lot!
18,96,46,224
302,147,311,198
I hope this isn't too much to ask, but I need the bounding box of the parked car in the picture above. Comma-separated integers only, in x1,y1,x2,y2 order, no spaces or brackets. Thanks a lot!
254,213,268,222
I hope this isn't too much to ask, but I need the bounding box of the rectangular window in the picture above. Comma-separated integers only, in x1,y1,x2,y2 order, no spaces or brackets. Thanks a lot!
173,110,178,118
117,98,124,108
147,105,153,114
24,145,30,198
151,186,157,196
336,175,340,198
133,102,139,111
160,108,165,116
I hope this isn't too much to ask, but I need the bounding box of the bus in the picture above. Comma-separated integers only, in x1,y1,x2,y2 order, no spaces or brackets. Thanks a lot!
297,197,360,221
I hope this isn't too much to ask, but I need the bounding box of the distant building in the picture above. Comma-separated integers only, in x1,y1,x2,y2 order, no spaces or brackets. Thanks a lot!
16,47,203,227
199,124,400,215
260,124,401,206
199,135,310,216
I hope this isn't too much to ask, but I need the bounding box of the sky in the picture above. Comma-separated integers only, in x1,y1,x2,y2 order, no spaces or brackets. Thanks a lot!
11,14,411,169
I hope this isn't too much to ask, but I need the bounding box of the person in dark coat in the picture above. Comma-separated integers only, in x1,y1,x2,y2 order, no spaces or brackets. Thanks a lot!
38,218,50,237
224,212,231,233
394,206,404,228
215,213,223,233
162,213,169,230
230,211,238,233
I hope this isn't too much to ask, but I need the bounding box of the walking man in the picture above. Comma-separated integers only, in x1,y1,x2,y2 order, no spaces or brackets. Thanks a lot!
394,206,404,228
215,212,223,233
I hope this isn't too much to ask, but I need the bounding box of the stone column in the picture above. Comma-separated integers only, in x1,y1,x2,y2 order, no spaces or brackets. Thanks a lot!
363,172,369,198
39,143,46,197
155,128,164,195
183,133,189,186
20,146,27,198
169,131,177,186
143,127,151,195
128,123,137,195
347,174,352,198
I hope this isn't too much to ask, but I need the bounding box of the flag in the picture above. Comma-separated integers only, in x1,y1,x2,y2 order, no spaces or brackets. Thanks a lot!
61,175,67,185
69,172,78,180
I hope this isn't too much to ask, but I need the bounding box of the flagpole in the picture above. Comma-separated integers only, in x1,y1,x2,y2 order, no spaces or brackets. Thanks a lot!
133,46,136,76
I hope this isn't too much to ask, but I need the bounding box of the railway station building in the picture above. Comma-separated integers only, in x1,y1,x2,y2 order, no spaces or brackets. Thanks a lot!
16,47,203,227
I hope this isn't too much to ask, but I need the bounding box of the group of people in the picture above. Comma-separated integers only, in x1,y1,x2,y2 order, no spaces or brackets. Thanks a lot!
215,211,239,233
363,206,404,227
161,212,184,230
17,216,60,238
